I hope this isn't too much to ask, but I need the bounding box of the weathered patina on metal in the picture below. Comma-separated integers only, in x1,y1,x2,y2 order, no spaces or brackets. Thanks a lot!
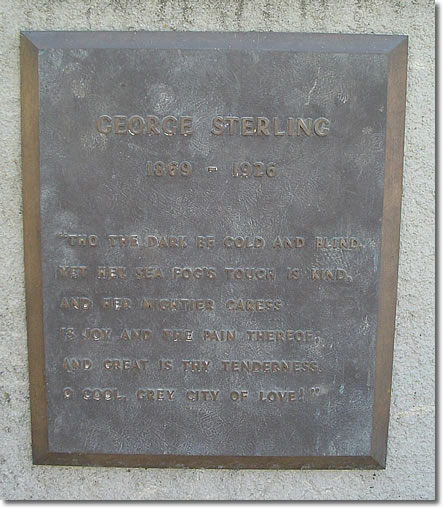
21,31,407,469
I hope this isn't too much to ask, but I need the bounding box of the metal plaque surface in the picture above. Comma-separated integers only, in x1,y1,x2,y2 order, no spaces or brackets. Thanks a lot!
21,31,407,469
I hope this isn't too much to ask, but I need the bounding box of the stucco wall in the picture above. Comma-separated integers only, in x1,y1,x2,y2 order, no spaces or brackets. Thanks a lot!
0,0,434,500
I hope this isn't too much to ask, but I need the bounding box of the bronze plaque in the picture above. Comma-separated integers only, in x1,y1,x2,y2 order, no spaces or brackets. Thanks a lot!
21,31,407,469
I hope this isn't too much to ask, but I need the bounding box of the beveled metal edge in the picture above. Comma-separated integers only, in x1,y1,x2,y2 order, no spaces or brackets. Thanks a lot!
21,30,406,54
34,452,383,470
21,33,50,464
370,37,408,467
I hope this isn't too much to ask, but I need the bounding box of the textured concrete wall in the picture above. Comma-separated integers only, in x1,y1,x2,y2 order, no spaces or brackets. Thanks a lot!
0,0,434,500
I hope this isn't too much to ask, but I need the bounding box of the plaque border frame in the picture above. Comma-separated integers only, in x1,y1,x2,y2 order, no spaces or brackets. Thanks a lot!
21,31,407,469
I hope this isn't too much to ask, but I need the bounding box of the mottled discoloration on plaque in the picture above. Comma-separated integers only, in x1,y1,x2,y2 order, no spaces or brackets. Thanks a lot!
21,31,407,469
